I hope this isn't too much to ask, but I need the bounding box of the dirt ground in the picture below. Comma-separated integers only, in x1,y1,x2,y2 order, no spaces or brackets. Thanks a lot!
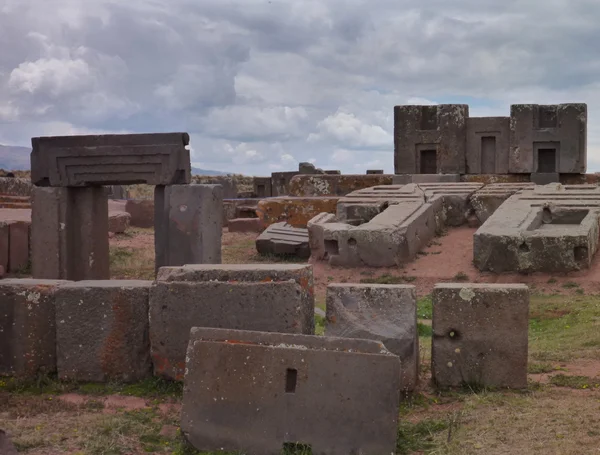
3,225,600,454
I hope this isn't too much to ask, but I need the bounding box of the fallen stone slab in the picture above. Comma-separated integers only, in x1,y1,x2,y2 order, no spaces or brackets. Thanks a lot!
55,280,152,382
432,283,529,389
227,217,263,233
31,132,191,186
181,328,401,455
326,283,418,391
0,279,68,377
255,222,310,258
108,211,131,234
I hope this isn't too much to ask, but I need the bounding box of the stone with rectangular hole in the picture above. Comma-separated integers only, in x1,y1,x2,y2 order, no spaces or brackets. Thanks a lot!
326,283,418,391
31,132,191,186
474,184,600,272
150,264,315,380
432,283,529,389
181,328,400,455
55,280,152,382
0,279,69,378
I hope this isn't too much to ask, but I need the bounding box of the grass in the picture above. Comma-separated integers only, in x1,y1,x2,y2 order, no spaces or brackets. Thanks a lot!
396,418,449,455
109,232,155,280
417,295,433,319
452,271,469,281
562,281,579,289
549,374,600,389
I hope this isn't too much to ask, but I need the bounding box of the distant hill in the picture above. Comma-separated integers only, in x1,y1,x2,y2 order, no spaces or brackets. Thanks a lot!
0,144,227,175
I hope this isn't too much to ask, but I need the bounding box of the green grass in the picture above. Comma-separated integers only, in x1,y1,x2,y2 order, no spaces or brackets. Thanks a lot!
417,295,433,319
562,281,579,289
314,314,325,336
396,418,449,455
549,374,600,389
528,362,556,374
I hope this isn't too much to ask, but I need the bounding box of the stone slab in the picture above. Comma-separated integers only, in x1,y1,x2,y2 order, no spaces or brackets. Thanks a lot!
0,279,68,377
108,211,130,234
8,221,29,272
154,184,223,272
0,223,8,273
181,327,400,455
31,132,191,186
326,283,418,391
531,173,560,185
255,222,310,258
288,174,394,197
271,171,299,196
55,280,152,382
466,117,510,174
420,182,484,227
125,199,155,228
469,183,535,224
392,174,460,184
149,280,315,380
307,212,337,261
432,283,529,389
227,217,263,233
253,177,272,198
256,197,339,228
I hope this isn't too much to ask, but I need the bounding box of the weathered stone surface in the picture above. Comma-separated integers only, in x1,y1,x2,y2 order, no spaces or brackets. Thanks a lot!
307,212,337,261
395,104,469,174
154,184,223,272
366,169,384,174
509,104,587,174
256,197,339,228
227,217,263,233
125,199,155,228
474,184,600,272
0,195,31,209
299,162,325,174
0,279,68,377
151,264,314,380
460,174,531,184
191,175,238,198
256,222,309,258
271,171,299,196
31,132,191,186
530,173,560,185
470,183,534,224
0,429,17,455
32,187,109,280
326,283,418,391
393,174,460,184
182,327,401,455
0,177,32,197
253,177,272,198
222,198,260,224
108,211,130,234
420,182,483,227
55,280,152,382
466,117,510,174
288,174,394,197
8,221,29,272
432,283,529,389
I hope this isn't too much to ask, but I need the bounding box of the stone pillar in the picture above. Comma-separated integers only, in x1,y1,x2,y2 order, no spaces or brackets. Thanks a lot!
32,186,109,280
154,184,223,272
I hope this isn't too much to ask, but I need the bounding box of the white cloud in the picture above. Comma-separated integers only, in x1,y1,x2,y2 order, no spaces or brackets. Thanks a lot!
9,58,93,97
309,110,392,149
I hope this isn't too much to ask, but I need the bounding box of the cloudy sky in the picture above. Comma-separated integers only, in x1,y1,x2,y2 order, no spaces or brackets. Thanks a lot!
1,0,600,175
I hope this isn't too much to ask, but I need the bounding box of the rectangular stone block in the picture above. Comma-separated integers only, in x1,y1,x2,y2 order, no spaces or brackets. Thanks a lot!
271,171,299,196
392,174,461,184
253,177,272,198
0,223,9,273
227,217,263,233
9,221,29,272
55,280,152,382
255,222,309,258
326,283,418,391
182,328,401,455
307,212,337,261
531,173,560,185
466,117,510,174
31,132,191,186
469,183,534,223
288,174,394,197
125,199,155,228
394,104,468,174
0,279,68,377
432,284,529,389
31,187,109,280
151,264,315,380
154,184,223,272
257,197,339,228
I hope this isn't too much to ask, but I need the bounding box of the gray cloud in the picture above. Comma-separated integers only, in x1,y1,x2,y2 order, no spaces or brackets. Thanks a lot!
1,0,600,174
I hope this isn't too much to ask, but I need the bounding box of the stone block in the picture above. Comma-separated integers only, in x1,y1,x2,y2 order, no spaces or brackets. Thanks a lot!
256,197,339,228
394,104,468,174
227,217,263,233
432,283,529,389
8,221,29,272
0,177,33,197
181,328,400,455
31,187,109,280
460,174,531,184
392,174,461,184
154,184,223,272
125,199,155,228
366,169,384,174
108,211,130,234
307,212,337,261
466,117,510,174
222,198,261,224
192,175,238,198
151,264,315,380
531,173,560,185
469,183,534,224
0,223,8,273
55,280,152,382
0,429,17,455
256,222,309,258
253,177,272,198
509,104,587,174
326,283,418,391
31,132,191,186
0,279,69,377
299,162,324,174
288,174,393,197
420,182,484,227
271,171,299,196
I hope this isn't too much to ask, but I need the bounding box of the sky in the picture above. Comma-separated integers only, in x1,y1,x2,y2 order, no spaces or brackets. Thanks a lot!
1,0,600,175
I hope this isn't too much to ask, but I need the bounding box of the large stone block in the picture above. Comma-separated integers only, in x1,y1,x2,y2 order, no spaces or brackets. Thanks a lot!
182,328,400,455
108,211,130,234
326,283,418,391
466,117,510,174
125,199,155,228
31,132,191,186
8,221,29,272
393,174,460,184
256,197,339,228
432,284,529,389
469,183,534,224
154,184,223,272
55,280,152,382
271,171,299,196
509,104,587,174
307,212,337,261
227,217,263,233
394,104,468,174
255,222,309,258
420,182,483,227
253,177,272,198
288,174,394,197
31,187,109,280
151,264,315,380
0,279,68,377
